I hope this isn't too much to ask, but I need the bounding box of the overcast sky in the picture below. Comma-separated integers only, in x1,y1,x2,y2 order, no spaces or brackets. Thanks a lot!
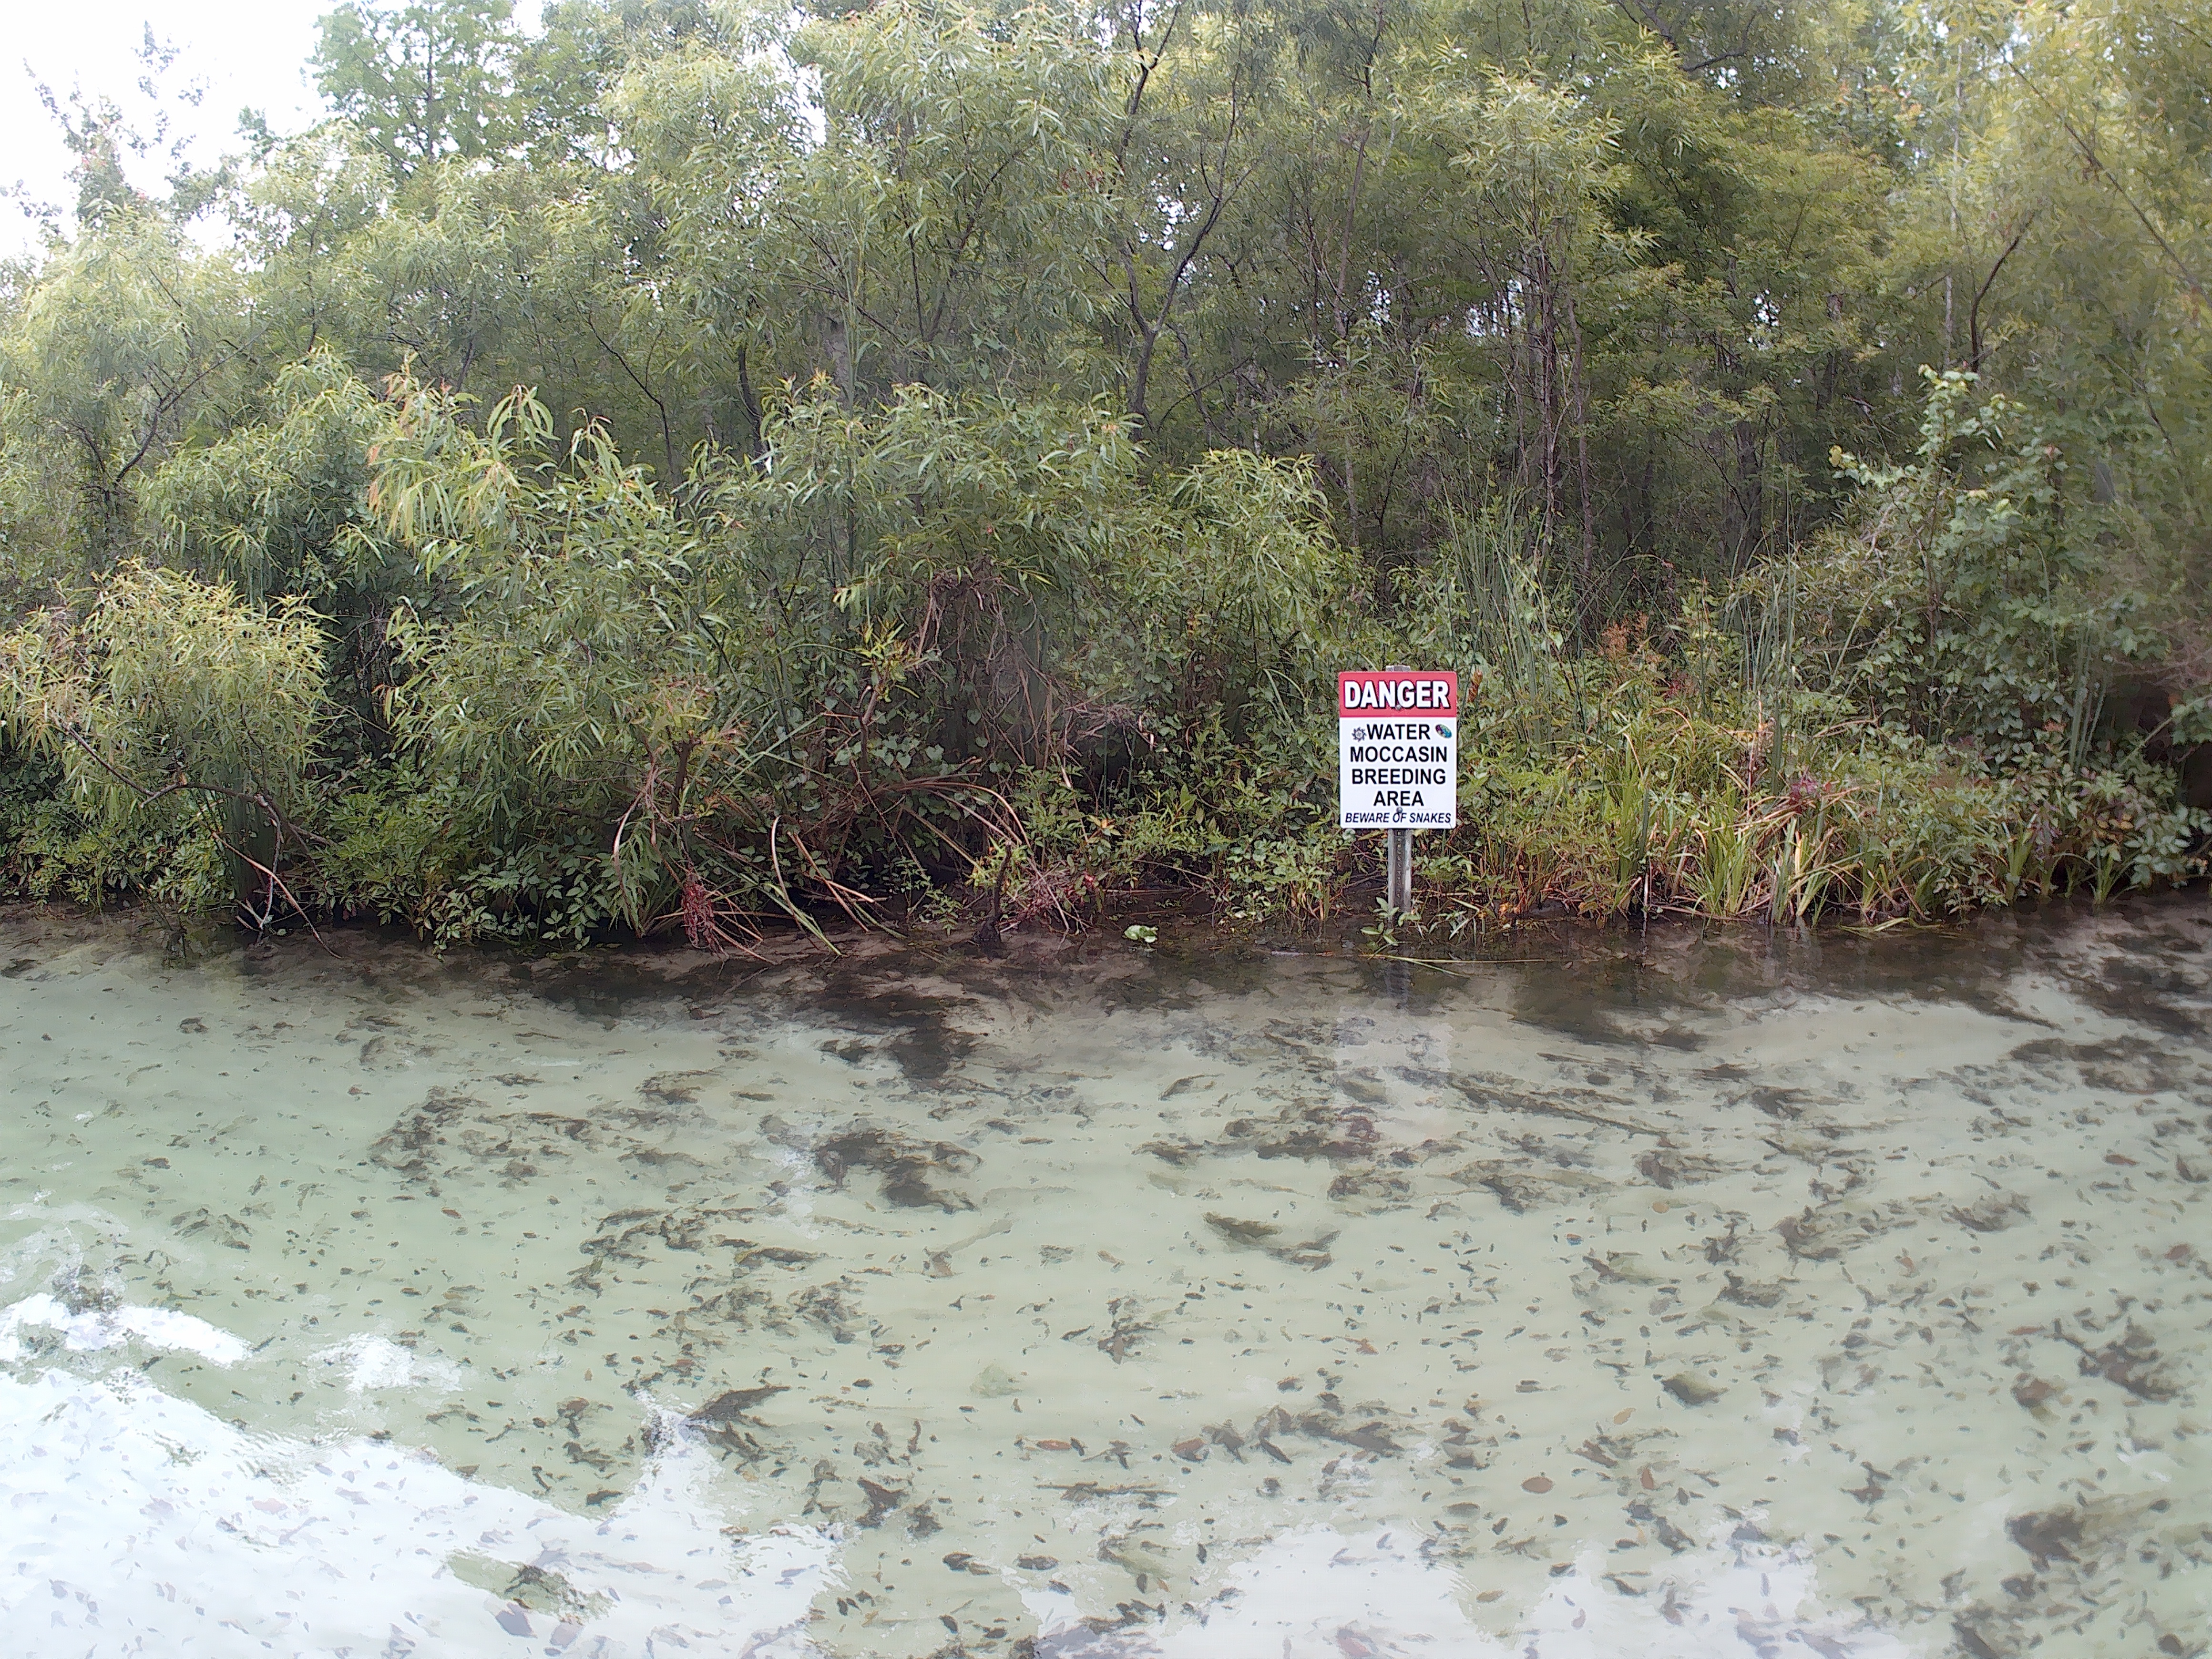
2,0,331,257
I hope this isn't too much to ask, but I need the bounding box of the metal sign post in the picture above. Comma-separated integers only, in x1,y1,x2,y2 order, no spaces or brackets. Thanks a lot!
1338,666,1461,917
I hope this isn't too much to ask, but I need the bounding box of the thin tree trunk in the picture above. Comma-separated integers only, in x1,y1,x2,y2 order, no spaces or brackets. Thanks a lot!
1327,0,1387,556
735,341,765,463
1563,279,1596,617
1533,240,1561,572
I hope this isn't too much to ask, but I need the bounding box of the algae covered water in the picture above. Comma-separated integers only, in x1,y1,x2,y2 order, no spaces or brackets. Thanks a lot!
1,906,2207,1658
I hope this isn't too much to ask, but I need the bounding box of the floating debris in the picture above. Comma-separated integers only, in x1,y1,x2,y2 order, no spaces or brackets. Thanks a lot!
687,1386,787,1424
1950,1192,2031,1233
1662,1373,1725,1406
808,1123,981,1210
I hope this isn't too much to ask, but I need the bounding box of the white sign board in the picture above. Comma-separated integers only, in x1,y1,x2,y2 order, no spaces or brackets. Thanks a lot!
1338,670,1459,830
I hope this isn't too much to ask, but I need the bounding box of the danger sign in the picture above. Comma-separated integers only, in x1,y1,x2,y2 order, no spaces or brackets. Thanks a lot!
1339,670,1459,830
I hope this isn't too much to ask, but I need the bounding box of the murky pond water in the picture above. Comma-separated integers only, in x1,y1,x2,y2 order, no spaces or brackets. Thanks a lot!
2,904,2208,1659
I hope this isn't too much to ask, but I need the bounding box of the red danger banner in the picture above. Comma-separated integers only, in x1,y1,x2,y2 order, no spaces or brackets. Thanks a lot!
1337,670,1459,717
1337,670,1462,829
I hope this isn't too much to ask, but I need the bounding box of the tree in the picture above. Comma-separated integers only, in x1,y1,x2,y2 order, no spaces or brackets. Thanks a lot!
0,219,253,568
314,0,525,172
0,564,329,911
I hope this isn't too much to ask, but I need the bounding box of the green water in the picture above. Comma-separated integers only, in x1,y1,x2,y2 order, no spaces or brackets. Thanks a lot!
1,905,2206,1657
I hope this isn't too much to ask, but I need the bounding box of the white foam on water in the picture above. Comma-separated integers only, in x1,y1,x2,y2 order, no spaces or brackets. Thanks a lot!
1142,1526,1501,1658
312,1332,468,1395
0,1292,250,1366
1509,1536,1919,1659
0,1361,838,1658
1024,1521,1914,1658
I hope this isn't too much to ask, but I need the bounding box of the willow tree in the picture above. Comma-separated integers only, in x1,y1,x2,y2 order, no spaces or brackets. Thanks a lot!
0,220,253,575
0,566,328,911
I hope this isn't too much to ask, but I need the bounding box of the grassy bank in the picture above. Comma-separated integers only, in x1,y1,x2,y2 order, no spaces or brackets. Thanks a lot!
5,554,2202,949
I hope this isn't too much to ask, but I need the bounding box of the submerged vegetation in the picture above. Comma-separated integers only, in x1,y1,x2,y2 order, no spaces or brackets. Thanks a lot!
1,0,2208,943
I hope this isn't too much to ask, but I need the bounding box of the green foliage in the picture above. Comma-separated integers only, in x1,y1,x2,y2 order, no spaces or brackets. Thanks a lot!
0,219,251,573
0,745,64,885
1813,369,2165,764
0,566,329,911
315,0,525,170
143,350,396,603
0,566,327,818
